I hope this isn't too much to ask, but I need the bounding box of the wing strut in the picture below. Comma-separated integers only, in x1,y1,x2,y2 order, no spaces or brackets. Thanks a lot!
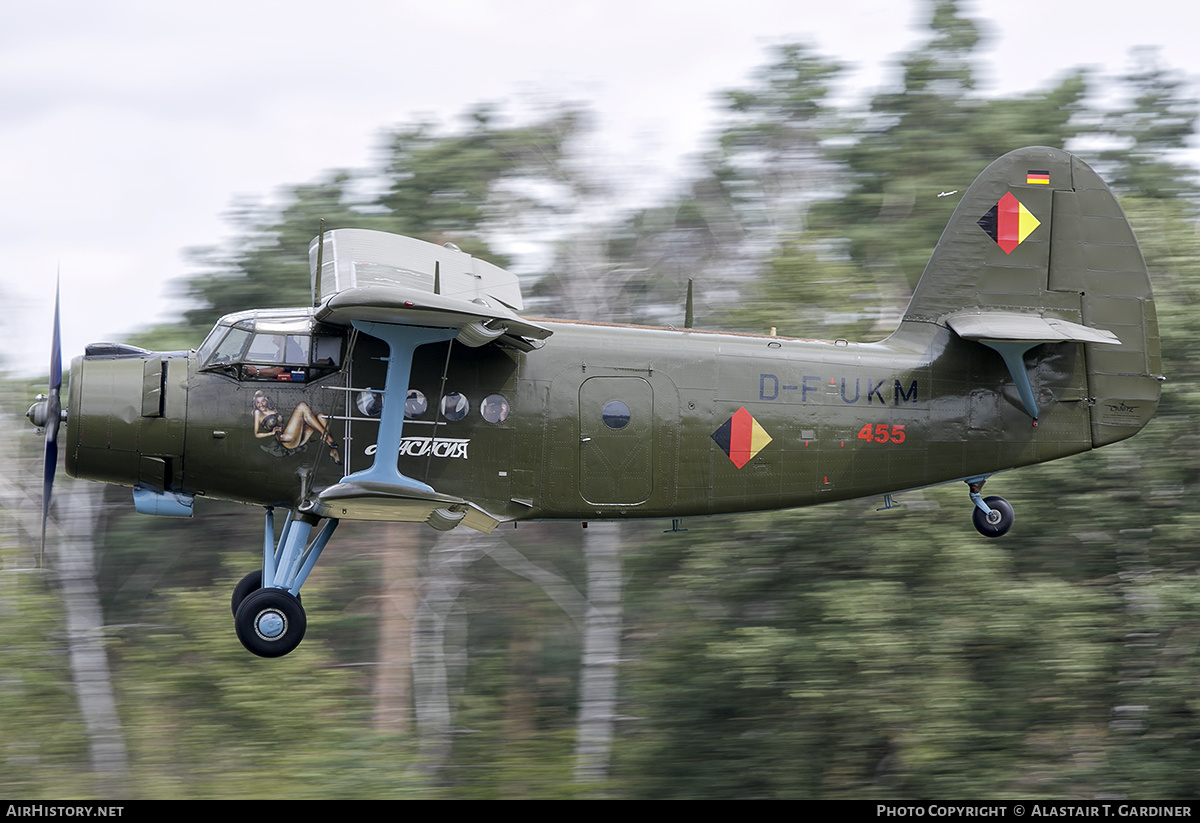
342,321,456,491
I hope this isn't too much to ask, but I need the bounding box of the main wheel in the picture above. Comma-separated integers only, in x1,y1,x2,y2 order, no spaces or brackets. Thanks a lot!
972,495,1014,538
234,587,307,658
231,570,300,616
230,570,262,616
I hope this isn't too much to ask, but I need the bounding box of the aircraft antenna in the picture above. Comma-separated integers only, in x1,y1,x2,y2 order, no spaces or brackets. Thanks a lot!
434,261,441,295
312,219,325,307
684,279,694,329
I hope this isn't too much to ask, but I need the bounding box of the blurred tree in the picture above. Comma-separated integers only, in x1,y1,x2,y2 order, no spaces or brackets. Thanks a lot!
379,104,587,256
0,544,99,797
0,386,128,797
817,0,1087,294
182,174,363,332
112,574,427,798
1098,48,1200,201
545,42,845,329
618,504,1119,798
710,42,845,254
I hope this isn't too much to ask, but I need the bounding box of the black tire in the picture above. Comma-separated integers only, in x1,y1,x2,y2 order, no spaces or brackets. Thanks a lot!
230,570,262,616
234,588,307,658
231,569,300,616
972,495,1014,538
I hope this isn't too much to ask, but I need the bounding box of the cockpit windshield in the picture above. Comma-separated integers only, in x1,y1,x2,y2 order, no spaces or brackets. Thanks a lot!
198,311,343,382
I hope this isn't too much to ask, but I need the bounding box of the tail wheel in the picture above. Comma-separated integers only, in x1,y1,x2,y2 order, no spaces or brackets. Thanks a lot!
234,588,307,658
972,495,1014,538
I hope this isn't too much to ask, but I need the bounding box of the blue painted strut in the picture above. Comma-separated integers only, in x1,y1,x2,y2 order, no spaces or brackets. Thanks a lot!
263,508,339,596
980,341,1042,421
342,321,457,491
965,475,994,516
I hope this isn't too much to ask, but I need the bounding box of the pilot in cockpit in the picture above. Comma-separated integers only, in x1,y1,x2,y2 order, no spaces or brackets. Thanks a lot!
243,334,286,379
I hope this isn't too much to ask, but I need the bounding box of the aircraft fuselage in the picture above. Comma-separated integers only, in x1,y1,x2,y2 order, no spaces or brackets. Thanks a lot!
66,314,1104,525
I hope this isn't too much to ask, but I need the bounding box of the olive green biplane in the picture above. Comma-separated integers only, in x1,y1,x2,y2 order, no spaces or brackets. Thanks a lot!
27,147,1162,657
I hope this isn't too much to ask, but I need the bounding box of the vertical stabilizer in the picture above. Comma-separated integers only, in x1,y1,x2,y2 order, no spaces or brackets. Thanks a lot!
897,146,1161,445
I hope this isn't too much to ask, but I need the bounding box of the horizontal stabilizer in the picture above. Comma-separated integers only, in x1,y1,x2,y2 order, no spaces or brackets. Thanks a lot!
946,311,1119,346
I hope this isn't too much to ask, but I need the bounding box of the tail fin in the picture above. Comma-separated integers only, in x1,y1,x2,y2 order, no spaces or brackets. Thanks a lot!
898,146,1161,445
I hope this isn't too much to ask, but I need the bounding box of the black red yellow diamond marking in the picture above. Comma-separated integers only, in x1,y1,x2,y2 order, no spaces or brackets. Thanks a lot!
978,192,1041,254
712,407,772,469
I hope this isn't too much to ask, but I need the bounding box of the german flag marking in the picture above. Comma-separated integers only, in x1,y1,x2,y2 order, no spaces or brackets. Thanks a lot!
711,407,773,469
1026,170,1050,185
977,192,1041,254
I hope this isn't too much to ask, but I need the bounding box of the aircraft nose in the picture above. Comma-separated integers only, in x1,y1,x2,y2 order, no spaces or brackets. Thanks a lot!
65,348,188,492
26,394,51,429
25,392,65,431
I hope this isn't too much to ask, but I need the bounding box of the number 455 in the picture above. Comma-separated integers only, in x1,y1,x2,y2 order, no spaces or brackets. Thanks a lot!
857,423,906,444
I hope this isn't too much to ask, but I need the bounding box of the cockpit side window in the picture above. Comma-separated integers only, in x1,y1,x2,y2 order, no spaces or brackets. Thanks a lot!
245,333,285,364
245,334,311,366
285,335,309,365
313,336,342,367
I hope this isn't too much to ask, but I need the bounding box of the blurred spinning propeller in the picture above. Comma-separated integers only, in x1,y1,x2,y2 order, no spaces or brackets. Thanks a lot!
25,278,62,564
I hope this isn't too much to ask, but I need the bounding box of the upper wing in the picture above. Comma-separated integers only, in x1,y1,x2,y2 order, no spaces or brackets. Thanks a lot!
310,229,552,350
316,284,552,349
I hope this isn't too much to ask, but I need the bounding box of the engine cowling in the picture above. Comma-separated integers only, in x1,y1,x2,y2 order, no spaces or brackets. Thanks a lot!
65,343,189,495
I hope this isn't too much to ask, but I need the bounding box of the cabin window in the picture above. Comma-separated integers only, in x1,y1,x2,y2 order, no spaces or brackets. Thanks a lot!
440,392,469,421
405,389,428,419
356,390,384,417
481,394,510,423
602,400,631,429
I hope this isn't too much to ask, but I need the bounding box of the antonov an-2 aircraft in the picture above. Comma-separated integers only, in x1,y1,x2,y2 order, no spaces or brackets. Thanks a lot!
26,147,1161,657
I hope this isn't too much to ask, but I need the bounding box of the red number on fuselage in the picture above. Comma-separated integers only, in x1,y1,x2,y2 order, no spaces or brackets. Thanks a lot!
857,423,906,444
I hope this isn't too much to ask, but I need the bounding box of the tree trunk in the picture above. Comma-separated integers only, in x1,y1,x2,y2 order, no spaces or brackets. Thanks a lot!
54,480,130,790
412,530,479,768
573,521,622,785
373,522,418,734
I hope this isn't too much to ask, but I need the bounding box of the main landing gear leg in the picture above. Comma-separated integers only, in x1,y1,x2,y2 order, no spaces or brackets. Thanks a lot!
232,507,339,658
966,478,1014,538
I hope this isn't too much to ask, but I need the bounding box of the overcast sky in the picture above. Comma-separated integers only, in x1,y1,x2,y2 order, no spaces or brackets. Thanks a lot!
4,0,1200,376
